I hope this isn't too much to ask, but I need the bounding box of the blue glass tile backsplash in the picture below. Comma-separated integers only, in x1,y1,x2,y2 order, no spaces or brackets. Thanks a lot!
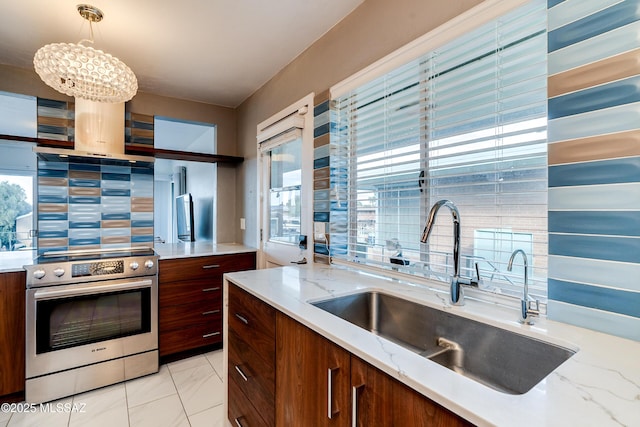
37,159,154,254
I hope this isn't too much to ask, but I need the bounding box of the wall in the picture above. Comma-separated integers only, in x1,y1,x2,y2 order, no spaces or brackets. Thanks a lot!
237,0,640,341
235,0,485,248
546,0,640,341
0,63,240,243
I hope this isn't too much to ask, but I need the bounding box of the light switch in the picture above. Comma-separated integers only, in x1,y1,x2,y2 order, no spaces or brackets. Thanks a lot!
240,218,246,230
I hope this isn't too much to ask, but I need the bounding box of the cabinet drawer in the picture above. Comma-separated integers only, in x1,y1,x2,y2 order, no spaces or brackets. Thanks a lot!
160,253,256,283
159,301,221,332
228,284,275,363
228,377,269,427
159,278,221,307
228,330,274,425
159,320,222,357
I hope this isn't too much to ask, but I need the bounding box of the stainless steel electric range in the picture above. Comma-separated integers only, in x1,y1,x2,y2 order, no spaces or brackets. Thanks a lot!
24,247,159,403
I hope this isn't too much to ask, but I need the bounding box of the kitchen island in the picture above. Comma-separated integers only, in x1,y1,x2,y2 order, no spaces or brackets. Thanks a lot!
223,264,640,427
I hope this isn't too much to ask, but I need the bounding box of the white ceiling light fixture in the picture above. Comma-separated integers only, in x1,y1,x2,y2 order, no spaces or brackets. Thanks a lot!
33,4,137,103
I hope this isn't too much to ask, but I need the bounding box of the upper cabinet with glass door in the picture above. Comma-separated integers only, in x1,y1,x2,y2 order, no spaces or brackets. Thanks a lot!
0,91,37,138
154,116,216,155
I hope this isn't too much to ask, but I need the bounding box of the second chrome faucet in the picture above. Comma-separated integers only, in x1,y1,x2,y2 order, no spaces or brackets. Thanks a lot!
507,249,540,325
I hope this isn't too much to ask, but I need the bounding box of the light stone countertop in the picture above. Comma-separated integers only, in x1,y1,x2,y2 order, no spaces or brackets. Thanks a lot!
0,250,36,273
224,263,640,427
153,242,256,260
0,243,257,273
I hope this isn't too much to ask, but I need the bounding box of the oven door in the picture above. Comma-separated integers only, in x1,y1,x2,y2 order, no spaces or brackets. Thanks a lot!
26,277,158,379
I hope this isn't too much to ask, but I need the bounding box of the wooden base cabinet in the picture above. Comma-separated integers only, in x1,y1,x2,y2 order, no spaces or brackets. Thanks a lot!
159,253,255,358
276,313,351,427
227,283,276,427
275,312,472,427
227,287,473,427
0,271,25,399
351,357,472,427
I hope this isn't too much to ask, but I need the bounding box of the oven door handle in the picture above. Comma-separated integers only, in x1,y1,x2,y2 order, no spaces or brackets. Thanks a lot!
33,279,154,300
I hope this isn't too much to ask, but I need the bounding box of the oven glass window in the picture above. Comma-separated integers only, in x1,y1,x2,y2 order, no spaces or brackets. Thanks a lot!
35,288,151,354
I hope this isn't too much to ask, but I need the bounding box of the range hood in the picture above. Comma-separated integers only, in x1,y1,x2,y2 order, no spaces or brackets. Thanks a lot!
35,98,154,166
34,145,154,167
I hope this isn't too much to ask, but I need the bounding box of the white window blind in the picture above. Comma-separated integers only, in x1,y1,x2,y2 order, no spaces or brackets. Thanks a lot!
333,0,548,298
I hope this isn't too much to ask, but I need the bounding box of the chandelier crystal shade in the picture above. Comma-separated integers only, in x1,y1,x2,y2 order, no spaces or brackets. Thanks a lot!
33,4,137,103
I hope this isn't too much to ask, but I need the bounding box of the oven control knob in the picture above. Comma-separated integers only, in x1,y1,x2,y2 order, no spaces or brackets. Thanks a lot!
33,269,46,280
144,260,154,269
130,261,139,270
53,268,65,277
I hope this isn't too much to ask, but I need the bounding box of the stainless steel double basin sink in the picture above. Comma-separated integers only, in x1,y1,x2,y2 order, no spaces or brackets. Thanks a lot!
312,291,575,395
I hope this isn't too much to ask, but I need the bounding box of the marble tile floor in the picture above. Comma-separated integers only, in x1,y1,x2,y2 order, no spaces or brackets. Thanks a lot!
1,350,227,427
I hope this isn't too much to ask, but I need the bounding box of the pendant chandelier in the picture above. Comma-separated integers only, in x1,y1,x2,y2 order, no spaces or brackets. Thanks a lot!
33,4,137,103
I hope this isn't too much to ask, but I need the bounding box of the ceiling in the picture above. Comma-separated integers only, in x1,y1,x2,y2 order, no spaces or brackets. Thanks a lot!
0,0,364,107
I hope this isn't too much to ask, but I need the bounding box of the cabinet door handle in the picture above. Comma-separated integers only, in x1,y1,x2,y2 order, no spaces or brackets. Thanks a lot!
352,384,365,427
202,264,221,269
234,313,249,325
202,331,221,338
234,365,249,382
202,287,220,292
234,417,244,427
202,310,220,316
327,367,340,419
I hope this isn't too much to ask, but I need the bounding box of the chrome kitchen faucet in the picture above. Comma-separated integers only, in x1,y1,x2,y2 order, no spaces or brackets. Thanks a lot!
421,200,480,306
507,249,540,324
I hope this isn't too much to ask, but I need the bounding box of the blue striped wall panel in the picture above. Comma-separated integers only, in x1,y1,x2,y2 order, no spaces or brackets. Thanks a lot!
37,159,154,254
548,0,640,340
548,0,622,32
548,279,640,318
548,157,640,187
548,75,640,119
548,255,640,292
548,1,640,53
548,183,640,210
548,21,640,76
548,300,640,341
549,211,640,236
313,95,333,262
549,233,640,265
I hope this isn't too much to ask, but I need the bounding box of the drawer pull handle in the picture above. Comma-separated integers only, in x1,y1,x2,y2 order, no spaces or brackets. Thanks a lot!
235,365,249,382
202,332,221,338
352,384,365,427
328,367,340,419
234,313,249,325
202,287,220,292
234,417,244,427
202,310,220,316
202,264,221,269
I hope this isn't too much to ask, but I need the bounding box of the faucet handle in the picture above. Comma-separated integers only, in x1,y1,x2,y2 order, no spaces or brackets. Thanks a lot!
520,298,540,324
527,298,540,315
470,262,483,287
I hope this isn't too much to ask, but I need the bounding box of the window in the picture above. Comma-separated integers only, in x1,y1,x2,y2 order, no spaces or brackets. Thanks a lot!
268,136,303,243
332,0,547,298
0,142,36,251
258,112,305,246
